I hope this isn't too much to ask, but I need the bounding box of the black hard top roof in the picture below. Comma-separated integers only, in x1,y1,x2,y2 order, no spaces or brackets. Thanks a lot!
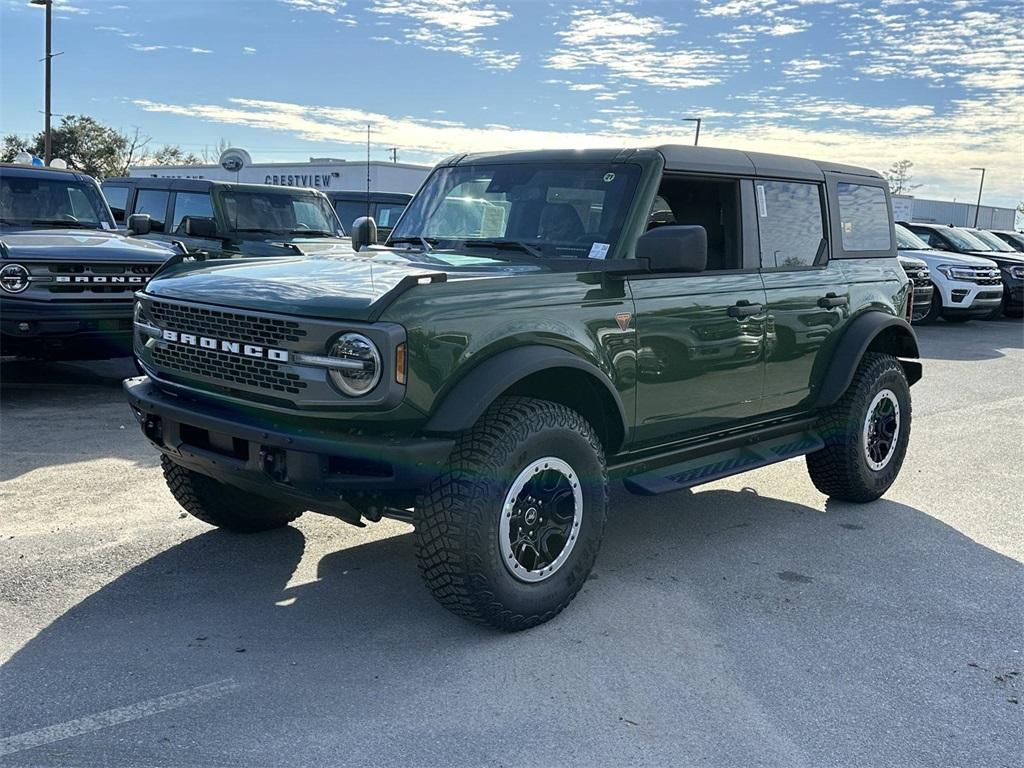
443,145,883,182
0,162,93,181
324,190,413,203
102,177,327,195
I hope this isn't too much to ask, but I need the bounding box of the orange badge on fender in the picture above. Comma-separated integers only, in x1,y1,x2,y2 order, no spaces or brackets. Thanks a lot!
615,312,632,331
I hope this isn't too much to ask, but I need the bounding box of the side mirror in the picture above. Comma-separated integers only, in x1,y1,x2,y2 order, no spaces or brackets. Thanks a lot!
127,213,151,236
636,225,707,273
181,216,218,239
351,216,378,252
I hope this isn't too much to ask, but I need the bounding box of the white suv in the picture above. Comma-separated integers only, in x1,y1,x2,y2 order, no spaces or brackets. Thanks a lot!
895,224,1003,323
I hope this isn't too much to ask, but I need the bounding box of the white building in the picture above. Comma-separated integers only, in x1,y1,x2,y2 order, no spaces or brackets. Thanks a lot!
893,194,1017,230
129,156,432,195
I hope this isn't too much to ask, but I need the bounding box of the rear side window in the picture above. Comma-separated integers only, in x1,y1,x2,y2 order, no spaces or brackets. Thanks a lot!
375,202,407,229
335,200,368,230
837,183,891,251
133,189,169,232
756,181,825,269
171,192,214,232
103,185,128,223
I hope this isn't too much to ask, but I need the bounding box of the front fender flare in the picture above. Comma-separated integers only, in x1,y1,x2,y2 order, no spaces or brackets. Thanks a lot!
815,313,921,407
424,344,628,440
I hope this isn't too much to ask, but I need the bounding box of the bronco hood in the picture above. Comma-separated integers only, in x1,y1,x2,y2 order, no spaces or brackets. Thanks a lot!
0,228,175,263
143,250,539,322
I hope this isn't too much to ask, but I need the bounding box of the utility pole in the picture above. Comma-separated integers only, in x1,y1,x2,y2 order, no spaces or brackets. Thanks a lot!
682,117,701,146
30,0,53,164
388,147,398,164
969,167,986,228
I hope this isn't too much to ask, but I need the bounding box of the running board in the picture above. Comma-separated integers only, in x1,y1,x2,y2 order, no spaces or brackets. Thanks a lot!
622,430,824,496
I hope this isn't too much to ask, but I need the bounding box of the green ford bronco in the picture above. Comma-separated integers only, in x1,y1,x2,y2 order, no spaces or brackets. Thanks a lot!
126,146,921,630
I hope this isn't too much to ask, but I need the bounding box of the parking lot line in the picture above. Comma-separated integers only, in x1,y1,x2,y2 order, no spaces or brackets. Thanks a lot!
0,679,241,757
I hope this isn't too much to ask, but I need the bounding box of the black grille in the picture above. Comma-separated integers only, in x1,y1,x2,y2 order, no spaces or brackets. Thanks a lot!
40,263,157,294
908,269,931,287
152,344,307,395
149,300,308,346
967,270,1001,285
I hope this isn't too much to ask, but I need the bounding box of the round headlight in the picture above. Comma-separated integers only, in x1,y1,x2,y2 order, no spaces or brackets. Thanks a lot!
328,333,381,396
0,264,30,294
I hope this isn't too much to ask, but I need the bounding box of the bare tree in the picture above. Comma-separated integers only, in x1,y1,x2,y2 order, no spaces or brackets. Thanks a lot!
116,127,152,176
885,160,920,195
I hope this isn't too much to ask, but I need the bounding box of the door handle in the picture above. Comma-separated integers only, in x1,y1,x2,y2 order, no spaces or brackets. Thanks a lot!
727,301,763,318
818,293,848,309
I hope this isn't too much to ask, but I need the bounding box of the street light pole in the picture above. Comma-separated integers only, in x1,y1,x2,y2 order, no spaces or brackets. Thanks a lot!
682,117,701,146
30,0,53,164
969,167,986,228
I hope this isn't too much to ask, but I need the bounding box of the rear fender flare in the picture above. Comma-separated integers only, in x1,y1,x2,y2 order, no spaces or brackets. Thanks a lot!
816,312,921,407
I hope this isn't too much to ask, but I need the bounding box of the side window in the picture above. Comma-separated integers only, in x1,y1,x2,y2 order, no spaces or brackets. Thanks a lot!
375,202,407,229
651,177,742,270
133,189,169,232
335,201,367,230
836,182,890,251
757,181,825,269
171,192,214,232
103,185,128,224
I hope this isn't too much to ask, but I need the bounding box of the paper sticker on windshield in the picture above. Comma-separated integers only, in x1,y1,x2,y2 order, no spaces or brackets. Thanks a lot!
603,173,615,183
756,184,767,217
588,242,610,260
101,221,112,229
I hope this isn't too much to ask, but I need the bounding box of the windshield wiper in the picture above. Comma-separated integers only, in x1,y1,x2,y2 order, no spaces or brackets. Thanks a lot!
233,228,282,235
460,238,545,258
30,219,98,229
287,229,335,237
389,236,437,252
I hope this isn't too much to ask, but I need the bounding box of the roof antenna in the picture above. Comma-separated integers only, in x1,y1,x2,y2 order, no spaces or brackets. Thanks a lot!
366,123,371,219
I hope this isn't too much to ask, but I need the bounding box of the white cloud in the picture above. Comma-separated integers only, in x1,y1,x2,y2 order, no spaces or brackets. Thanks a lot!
95,25,138,38
129,44,167,52
547,9,733,89
243,46,257,55
368,0,519,70
278,0,347,13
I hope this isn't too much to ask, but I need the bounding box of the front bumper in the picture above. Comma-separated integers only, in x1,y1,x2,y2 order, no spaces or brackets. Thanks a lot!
0,297,134,358
124,376,454,515
935,279,1002,317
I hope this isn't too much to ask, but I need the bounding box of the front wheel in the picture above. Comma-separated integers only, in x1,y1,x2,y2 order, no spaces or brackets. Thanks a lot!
414,397,608,631
806,353,912,502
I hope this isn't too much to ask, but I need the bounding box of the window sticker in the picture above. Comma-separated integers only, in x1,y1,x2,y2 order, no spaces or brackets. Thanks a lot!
588,242,610,259
603,172,615,183
756,184,767,217
101,221,112,229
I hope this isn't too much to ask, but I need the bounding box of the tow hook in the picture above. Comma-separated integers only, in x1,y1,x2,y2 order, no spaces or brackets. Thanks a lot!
142,415,163,445
258,446,287,482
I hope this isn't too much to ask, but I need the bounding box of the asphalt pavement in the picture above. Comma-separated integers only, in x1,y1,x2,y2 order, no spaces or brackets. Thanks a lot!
1,319,1021,768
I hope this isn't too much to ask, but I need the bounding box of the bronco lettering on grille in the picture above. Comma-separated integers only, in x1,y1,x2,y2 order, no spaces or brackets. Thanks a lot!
161,329,289,362
55,275,149,284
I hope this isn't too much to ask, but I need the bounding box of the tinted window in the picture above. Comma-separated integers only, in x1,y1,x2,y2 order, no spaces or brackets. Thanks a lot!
375,202,407,229
911,228,948,249
171,192,214,232
134,189,170,232
335,200,370,231
837,183,891,251
103,185,129,223
651,177,742,270
756,181,825,268
0,174,113,229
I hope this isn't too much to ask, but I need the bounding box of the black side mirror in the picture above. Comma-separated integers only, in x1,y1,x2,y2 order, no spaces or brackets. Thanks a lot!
636,225,707,273
181,216,218,239
127,213,151,236
351,216,378,252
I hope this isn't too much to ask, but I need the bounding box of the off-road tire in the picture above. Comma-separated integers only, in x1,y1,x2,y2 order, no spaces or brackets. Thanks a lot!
414,396,608,631
806,352,911,503
162,456,303,532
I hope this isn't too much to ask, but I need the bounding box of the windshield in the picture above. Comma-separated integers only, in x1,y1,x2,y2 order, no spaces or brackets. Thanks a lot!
219,189,343,236
895,224,930,250
0,173,115,229
968,229,1016,252
389,162,642,259
943,227,992,251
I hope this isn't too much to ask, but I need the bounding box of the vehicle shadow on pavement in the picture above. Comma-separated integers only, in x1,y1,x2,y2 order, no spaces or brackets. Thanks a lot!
0,357,152,482
914,317,1023,361
1,486,1020,767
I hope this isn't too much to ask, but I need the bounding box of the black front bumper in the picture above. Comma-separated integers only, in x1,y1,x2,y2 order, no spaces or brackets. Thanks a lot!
124,376,454,515
1,298,134,359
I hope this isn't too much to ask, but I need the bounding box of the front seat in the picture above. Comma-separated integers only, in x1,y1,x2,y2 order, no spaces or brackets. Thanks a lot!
538,203,585,241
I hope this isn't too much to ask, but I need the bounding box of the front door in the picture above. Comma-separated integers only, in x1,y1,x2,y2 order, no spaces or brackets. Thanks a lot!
630,175,766,447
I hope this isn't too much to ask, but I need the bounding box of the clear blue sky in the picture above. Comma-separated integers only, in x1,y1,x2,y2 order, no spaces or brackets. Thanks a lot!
1,0,1021,207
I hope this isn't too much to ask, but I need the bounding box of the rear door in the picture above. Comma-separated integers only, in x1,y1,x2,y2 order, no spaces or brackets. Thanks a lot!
758,178,850,413
629,174,767,446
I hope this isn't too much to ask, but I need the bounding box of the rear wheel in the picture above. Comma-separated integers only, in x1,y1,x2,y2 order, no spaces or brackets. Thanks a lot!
806,353,911,502
414,397,608,631
162,456,303,532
